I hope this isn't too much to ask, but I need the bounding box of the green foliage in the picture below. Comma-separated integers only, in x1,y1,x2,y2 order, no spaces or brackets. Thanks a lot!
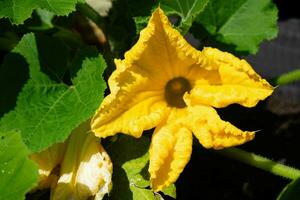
105,134,177,199
277,178,300,200
32,9,55,30
0,131,38,200
161,0,209,34
126,0,278,54
106,135,156,200
193,0,278,53
161,184,176,198
0,0,81,24
0,33,107,152
127,0,158,34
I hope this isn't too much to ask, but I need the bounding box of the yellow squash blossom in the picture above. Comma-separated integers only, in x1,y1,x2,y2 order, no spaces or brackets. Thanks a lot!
31,121,113,200
91,8,273,191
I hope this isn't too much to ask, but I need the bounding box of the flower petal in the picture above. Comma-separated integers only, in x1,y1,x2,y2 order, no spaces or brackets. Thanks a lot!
149,110,193,192
30,142,66,190
186,105,255,149
123,8,205,80
185,47,273,108
92,8,207,138
91,76,168,138
51,121,112,200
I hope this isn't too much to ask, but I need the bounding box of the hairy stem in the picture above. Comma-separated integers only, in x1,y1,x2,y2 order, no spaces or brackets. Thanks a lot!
217,147,300,180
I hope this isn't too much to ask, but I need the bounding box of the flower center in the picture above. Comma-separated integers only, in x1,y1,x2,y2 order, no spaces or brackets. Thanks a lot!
164,77,191,108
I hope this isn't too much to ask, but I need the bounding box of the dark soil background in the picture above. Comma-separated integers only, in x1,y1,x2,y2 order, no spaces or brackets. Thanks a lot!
174,1,300,199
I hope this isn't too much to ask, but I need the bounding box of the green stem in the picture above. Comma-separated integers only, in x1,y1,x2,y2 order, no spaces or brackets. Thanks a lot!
271,69,300,86
180,24,190,35
217,147,300,180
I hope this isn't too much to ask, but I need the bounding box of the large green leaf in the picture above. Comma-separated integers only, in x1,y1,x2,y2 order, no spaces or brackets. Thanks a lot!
193,0,278,53
0,0,81,24
106,135,156,200
0,131,38,200
0,33,107,152
277,178,300,200
161,0,209,34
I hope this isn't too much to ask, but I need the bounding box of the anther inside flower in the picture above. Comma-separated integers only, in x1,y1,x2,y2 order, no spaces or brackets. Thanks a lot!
165,77,191,108
91,8,273,191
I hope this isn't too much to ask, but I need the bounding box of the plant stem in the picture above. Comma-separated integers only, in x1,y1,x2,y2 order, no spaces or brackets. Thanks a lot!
217,147,300,180
271,69,300,86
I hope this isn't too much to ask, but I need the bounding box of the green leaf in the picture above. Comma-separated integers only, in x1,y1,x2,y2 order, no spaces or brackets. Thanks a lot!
161,0,209,34
106,135,155,200
133,16,151,34
0,131,38,200
69,46,99,77
0,0,80,24
0,33,107,152
26,9,55,30
36,9,55,28
131,187,155,200
20,34,70,82
161,184,176,198
193,0,278,54
127,0,158,34
277,178,300,200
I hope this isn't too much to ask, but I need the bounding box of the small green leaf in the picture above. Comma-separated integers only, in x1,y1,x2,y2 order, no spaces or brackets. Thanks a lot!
277,178,300,200
161,0,209,34
0,131,38,200
0,0,80,24
37,9,54,26
193,0,278,54
133,16,150,34
161,184,176,198
107,135,154,200
127,0,158,33
131,186,155,200
24,8,56,31
0,33,107,152
69,46,99,77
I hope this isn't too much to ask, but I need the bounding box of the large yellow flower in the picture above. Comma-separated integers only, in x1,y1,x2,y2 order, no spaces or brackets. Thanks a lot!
91,8,273,191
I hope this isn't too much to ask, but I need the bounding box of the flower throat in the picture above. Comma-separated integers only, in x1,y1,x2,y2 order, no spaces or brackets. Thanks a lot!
164,77,191,108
